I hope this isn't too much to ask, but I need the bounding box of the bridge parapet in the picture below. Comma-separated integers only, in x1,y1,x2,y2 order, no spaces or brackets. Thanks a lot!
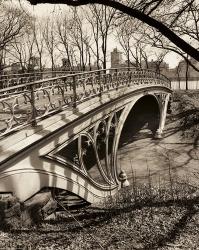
0,71,79,89
0,68,170,138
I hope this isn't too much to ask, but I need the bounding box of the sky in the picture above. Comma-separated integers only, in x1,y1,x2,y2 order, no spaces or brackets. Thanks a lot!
12,0,181,69
14,0,71,16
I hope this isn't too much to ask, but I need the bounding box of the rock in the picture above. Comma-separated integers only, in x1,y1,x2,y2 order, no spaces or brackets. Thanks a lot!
190,190,199,199
42,197,57,218
0,195,21,228
0,191,57,228
4,203,21,218
21,191,57,226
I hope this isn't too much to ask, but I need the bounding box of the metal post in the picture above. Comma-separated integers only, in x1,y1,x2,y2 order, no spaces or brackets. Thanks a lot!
98,71,102,97
139,69,142,85
103,69,107,89
128,67,131,86
72,75,77,108
30,84,37,127
115,68,118,90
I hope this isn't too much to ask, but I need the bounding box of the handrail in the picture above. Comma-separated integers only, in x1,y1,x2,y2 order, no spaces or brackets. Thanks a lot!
0,67,170,94
0,70,81,89
0,70,79,78
0,67,171,138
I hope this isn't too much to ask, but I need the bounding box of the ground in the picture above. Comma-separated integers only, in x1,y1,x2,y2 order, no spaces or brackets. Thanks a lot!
120,112,199,188
0,92,198,249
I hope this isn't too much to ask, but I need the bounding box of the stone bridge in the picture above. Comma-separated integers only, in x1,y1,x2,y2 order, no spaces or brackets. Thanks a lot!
0,68,172,204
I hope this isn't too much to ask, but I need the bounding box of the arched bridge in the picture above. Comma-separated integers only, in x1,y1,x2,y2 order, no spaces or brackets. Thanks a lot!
0,68,172,204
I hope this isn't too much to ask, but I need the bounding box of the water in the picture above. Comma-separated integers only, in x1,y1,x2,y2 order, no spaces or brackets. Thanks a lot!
171,80,199,90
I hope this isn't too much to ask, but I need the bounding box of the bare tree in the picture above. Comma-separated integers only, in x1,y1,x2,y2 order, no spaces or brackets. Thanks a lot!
0,3,28,72
176,60,183,88
116,18,153,68
7,13,37,73
9,31,36,73
116,19,133,68
85,6,101,69
69,8,92,71
119,0,199,72
87,5,116,69
32,19,45,71
43,18,57,72
28,0,199,63
56,13,75,71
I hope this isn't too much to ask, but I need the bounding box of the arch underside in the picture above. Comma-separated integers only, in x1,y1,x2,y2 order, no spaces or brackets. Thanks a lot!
0,88,170,203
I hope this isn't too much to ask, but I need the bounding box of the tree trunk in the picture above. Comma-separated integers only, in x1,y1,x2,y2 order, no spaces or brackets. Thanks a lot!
28,0,199,62
185,55,189,90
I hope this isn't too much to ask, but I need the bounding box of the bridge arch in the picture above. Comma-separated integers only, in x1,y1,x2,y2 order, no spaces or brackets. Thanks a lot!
0,68,172,204
112,94,161,182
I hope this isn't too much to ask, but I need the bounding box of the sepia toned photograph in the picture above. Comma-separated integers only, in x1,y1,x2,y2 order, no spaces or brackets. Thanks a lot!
0,0,198,249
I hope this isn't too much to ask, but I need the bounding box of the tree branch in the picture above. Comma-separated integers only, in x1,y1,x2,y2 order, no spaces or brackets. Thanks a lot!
27,0,199,62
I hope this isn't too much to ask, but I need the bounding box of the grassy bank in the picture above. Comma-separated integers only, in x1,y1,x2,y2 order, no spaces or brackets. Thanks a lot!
172,91,199,139
0,181,198,249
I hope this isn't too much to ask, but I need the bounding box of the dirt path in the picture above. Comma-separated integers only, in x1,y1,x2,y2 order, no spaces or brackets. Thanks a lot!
119,114,199,186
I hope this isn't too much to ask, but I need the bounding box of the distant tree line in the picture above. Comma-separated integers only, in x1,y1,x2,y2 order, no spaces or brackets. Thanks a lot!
1,0,199,74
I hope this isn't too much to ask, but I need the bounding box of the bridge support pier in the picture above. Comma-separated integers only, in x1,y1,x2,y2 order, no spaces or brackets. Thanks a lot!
155,93,171,139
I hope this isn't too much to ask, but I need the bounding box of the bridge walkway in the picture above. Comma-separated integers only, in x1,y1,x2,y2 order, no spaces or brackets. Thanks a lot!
0,67,172,205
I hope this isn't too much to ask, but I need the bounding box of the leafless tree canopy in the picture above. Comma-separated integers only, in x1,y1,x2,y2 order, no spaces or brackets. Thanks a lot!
0,0,198,73
26,0,199,63
0,3,30,70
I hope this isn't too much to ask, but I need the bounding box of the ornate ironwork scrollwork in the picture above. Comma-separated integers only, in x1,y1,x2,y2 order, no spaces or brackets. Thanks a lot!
0,68,171,137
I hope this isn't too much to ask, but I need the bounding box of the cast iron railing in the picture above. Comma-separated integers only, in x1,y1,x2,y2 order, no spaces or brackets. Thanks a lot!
0,67,171,138
0,70,79,89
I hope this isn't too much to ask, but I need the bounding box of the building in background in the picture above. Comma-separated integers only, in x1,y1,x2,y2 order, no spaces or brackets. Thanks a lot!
110,48,199,90
62,58,71,70
29,57,40,71
111,48,123,68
